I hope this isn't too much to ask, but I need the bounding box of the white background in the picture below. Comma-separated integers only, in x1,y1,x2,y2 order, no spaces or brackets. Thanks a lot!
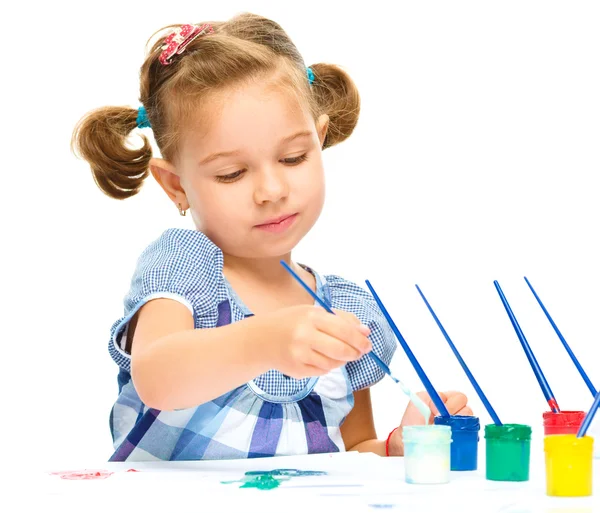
3,1,600,468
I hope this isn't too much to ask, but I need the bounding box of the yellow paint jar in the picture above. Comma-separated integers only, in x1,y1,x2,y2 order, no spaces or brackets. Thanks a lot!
544,434,593,497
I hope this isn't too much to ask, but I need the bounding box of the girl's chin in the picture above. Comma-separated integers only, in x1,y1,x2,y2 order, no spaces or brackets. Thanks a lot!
222,239,301,260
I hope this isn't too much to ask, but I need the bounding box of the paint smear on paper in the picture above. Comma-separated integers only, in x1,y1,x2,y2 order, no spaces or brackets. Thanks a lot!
241,474,284,490
222,468,327,490
246,469,326,477
50,470,113,480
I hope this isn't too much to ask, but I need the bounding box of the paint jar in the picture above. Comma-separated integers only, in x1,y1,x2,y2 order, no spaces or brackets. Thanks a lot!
484,424,531,482
589,415,600,459
543,410,585,435
402,425,452,484
434,415,480,471
544,434,593,497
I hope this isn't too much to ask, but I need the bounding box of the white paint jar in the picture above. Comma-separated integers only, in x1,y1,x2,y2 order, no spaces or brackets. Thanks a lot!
402,425,452,484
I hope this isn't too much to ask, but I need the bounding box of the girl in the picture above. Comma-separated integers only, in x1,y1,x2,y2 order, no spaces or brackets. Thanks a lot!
72,13,472,461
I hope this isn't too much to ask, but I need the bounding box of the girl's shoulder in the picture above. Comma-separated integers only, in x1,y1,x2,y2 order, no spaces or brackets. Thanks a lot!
129,228,225,305
109,229,227,371
136,228,223,276
322,274,379,317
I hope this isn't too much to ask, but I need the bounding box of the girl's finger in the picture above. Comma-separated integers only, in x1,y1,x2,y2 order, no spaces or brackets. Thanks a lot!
305,349,347,372
443,391,468,415
420,391,448,416
311,332,363,362
313,313,372,354
297,364,329,378
455,406,473,416
332,309,362,326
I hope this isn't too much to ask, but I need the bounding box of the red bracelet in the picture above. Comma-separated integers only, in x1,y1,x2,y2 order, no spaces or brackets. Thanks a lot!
385,427,399,457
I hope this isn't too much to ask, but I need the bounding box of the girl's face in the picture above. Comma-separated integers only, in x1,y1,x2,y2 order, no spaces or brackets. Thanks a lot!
155,79,329,260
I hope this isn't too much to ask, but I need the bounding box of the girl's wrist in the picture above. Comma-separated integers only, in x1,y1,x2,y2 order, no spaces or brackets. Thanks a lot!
238,315,277,375
386,426,404,457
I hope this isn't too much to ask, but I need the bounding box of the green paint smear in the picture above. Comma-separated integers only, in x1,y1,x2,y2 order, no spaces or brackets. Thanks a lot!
221,468,327,490
240,475,282,490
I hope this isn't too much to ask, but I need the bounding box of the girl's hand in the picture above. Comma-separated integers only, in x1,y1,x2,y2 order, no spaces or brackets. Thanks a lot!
402,390,473,426
265,306,372,379
387,390,473,456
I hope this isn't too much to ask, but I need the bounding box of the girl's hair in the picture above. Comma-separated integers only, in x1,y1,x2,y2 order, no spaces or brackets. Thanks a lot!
71,13,361,200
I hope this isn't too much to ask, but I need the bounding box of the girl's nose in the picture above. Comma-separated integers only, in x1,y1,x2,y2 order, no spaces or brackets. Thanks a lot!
253,167,289,205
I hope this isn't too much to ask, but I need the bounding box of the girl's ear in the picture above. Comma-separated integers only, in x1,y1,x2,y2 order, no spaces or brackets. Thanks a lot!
149,158,189,210
317,114,330,148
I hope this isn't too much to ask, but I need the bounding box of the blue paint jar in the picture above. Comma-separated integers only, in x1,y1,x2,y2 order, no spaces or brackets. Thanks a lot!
434,415,480,471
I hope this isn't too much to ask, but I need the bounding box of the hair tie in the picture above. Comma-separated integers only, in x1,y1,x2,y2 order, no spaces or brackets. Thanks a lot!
306,67,315,86
137,106,151,129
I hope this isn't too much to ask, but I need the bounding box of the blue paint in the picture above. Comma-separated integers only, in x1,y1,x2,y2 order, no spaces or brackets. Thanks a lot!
434,415,480,471
245,469,326,477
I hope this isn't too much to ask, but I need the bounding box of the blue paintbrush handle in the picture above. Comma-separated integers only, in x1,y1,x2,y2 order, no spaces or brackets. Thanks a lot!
524,276,597,398
494,280,560,413
367,351,396,381
577,389,600,438
280,261,397,382
365,280,450,417
281,260,333,313
416,284,502,425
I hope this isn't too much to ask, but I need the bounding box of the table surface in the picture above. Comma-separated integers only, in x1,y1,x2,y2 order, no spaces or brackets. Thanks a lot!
13,451,600,513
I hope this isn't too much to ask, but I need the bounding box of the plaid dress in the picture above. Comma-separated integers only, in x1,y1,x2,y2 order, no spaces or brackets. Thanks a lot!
108,229,396,461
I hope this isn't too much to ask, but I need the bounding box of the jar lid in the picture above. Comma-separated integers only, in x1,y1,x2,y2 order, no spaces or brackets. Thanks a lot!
542,410,585,427
434,415,480,431
484,423,531,441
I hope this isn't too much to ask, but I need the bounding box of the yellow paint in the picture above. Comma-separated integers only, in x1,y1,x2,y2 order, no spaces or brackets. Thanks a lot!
544,434,593,497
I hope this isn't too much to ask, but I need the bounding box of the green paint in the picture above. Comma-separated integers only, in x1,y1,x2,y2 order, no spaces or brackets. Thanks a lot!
485,424,532,482
221,468,327,490
240,474,283,490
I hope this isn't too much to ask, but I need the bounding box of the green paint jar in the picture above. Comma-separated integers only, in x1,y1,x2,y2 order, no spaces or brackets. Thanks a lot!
484,424,532,482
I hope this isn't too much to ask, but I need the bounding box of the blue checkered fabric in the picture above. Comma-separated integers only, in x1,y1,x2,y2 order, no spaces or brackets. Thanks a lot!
107,229,396,461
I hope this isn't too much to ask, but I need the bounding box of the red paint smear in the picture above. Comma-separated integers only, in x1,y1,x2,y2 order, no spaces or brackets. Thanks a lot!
51,470,113,480
126,469,140,472
548,398,560,413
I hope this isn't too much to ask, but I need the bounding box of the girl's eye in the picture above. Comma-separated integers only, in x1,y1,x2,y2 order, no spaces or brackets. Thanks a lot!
281,154,308,166
215,170,245,183
214,154,307,182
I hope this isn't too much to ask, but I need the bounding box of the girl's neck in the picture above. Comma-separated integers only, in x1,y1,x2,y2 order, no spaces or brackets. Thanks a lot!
223,252,295,285
222,252,316,314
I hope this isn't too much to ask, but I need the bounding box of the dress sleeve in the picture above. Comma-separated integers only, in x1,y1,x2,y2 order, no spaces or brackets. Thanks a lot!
325,274,397,391
108,229,224,371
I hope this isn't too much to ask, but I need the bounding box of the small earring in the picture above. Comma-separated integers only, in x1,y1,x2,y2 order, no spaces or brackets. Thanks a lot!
178,203,187,216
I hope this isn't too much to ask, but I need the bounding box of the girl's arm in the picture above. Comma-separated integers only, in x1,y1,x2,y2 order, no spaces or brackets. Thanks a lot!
129,298,371,411
130,299,272,411
340,388,404,456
